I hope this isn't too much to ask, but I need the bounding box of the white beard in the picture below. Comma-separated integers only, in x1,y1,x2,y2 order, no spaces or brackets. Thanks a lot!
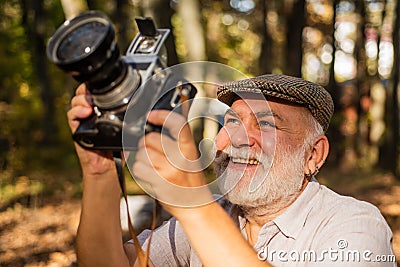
214,143,307,214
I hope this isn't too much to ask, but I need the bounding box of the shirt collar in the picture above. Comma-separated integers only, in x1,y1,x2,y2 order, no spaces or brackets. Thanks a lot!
231,178,321,237
273,178,320,239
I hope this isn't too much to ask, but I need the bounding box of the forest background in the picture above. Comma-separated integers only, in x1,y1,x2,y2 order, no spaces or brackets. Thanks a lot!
0,0,399,266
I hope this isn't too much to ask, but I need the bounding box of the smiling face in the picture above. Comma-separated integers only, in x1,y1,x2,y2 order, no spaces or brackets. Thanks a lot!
214,96,321,212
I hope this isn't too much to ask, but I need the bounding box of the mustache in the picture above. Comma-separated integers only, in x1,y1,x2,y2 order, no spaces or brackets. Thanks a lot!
213,149,229,174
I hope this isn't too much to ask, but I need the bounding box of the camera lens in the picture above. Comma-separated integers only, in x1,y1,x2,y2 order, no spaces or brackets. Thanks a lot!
56,21,108,61
47,11,140,110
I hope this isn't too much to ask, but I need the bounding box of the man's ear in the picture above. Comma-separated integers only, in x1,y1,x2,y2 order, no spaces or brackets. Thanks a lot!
303,135,329,176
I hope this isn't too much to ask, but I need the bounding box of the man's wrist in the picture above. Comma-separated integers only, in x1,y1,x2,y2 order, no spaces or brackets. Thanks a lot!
82,167,116,180
167,197,218,223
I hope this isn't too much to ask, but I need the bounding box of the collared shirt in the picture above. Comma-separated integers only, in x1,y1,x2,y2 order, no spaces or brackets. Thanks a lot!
136,179,396,266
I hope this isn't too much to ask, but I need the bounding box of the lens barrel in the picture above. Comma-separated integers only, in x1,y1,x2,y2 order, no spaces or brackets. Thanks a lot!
47,10,140,109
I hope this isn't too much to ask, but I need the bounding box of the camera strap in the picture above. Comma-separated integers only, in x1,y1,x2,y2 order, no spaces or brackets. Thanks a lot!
113,152,156,267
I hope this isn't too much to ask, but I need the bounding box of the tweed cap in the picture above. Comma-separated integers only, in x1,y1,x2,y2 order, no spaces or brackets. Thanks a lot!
217,74,334,132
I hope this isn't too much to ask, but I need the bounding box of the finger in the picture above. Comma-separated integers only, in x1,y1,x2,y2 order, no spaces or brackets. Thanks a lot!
134,145,154,169
134,145,191,184
74,84,93,106
76,84,87,95
147,110,201,167
132,160,164,191
71,94,92,108
135,141,172,170
142,132,175,154
137,133,162,151
133,148,171,186
68,105,93,121
67,106,93,132
147,110,192,143
132,160,153,180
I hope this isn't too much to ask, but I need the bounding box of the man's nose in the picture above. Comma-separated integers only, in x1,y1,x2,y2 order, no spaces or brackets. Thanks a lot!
230,124,256,148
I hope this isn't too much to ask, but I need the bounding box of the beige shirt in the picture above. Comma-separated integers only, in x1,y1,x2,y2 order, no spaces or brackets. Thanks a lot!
137,179,396,266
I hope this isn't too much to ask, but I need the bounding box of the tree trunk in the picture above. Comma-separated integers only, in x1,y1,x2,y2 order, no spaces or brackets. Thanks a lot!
112,0,132,52
60,0,88,19
140,0,179,66
326,0,340,165
384,0,400,178
258,0,273,75
286,0,305,77
176,0,206,63
368,0,394,170
176,0,212,166
20,0,57,146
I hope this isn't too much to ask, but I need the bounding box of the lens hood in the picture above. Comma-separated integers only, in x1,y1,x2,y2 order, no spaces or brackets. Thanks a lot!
46,10,117,78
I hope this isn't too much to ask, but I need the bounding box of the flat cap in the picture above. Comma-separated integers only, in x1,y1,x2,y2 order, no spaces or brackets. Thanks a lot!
217,74,334,132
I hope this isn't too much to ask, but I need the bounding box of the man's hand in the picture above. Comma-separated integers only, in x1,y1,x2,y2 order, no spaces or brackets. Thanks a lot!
67,84,115,176
132,109,212,210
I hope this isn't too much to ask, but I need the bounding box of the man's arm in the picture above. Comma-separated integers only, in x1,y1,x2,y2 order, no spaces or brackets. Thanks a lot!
172,201,269,267
68,84,132,267
133,110,271,267
76,169,131,267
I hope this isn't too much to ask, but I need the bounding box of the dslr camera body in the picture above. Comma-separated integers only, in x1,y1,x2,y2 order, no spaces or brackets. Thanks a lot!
47,11,196,151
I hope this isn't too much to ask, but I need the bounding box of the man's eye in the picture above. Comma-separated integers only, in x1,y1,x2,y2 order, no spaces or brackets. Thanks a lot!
259,120,275,128
225,118,239,125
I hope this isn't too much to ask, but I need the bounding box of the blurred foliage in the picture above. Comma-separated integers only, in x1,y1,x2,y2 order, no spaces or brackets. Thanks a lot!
0,0,80,205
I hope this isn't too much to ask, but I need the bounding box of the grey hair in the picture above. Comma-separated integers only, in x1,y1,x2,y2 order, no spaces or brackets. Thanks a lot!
303,110,325,148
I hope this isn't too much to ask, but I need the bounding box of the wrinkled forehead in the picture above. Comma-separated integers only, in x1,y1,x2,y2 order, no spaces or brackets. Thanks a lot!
229,95,270,115
230,92,306,113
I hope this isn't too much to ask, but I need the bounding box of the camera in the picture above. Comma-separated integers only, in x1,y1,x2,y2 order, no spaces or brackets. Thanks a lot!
47,10,197,151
